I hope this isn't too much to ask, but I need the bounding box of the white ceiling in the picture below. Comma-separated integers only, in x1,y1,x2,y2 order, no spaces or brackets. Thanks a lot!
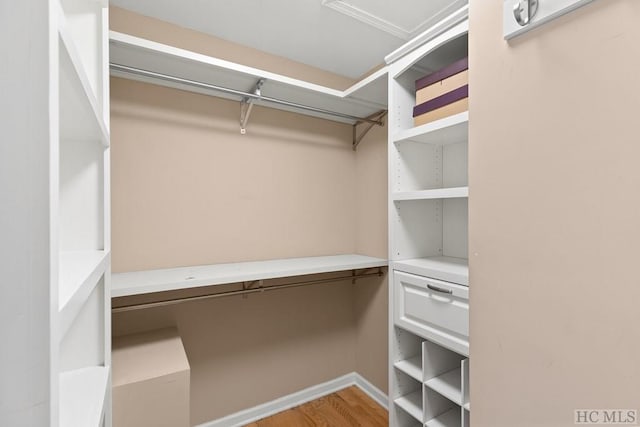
109,0,466,79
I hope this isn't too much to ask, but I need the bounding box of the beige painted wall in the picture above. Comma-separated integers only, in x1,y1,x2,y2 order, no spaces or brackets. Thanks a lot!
354,123,389,393
110,6,356,91
469,1,640,426
110,76,388,423
111,77,357,272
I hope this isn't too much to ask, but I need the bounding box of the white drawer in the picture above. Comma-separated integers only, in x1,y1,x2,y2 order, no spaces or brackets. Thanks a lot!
394,270,469,355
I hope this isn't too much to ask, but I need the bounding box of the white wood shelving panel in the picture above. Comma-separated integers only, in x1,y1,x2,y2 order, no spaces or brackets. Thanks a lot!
394,356,423,382
393,257,468,286
59,251,108,336
59,367,110,427
112,254,387,297
109,31,388,125
425,408,462,427
57,5,109,146
425,368,462,405
388,8,469,427
393,112,468,145
394,390,423,422
55,1,111,426
393,187,468,201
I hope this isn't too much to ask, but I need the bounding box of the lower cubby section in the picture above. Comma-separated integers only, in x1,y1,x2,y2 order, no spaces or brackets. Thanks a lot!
391,326,470,427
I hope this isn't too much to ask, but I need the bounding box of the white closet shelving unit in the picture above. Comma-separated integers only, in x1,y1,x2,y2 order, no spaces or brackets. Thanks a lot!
108,31,388,126
387,7,470,427
56,0,111,426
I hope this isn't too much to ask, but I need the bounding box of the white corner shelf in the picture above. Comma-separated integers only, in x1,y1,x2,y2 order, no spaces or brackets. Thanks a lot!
394,355,423,382
58,7,109,146
393,112,468,145
59,366,109,427
394,390,423,422
425,368,462,406
392,257,468,286
59,251,109,337
112,254,387,297
109,31,388,125
392,187,468,202
425,407,461,427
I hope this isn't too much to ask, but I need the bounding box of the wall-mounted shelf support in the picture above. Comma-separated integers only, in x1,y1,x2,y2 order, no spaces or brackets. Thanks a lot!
240,79,265,134
353,110,387,151
241,279,263,298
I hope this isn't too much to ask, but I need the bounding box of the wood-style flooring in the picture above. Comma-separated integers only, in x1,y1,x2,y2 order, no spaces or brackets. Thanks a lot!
244,386,388,427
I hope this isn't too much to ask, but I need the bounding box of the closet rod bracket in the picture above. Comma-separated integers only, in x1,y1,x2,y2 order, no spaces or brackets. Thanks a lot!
353,110,387,151
240,78,266,134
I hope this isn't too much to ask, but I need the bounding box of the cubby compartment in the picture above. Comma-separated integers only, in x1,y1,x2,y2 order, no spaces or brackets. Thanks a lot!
59,139,105,251
393,369,424,423
393,327,425,382
393,198,467,260
391,197,468,286
392,139,468,196
390,29,468,134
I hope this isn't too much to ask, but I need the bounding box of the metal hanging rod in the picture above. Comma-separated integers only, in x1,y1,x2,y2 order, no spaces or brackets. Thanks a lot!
112,268,384,313
110,63,385,126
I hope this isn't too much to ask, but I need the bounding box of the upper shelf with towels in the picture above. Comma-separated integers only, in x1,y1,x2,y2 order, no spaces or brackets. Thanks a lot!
109,31,388,126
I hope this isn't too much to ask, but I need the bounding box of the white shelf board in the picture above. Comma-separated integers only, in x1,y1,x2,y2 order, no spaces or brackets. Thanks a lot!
59,250,108,337
425,407,462,427
392,187,468,201
394,390,423,422
58,6,109,146
394,356,422,382
112,254,387,297
343,66,388,107
393,112,468,145
425,368,462,405
60,366,109,427
392,257,468,286
464,402,470,411
109,31,388,125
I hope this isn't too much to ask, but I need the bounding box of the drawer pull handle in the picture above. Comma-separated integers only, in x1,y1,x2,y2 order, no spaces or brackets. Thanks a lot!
427,284,453,294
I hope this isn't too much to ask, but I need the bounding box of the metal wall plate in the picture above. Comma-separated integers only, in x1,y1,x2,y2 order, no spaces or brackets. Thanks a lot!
504,0,596,40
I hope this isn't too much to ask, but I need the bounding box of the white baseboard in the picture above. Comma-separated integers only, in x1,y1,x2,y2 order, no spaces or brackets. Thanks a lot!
353,372,389,410
197,372,388,427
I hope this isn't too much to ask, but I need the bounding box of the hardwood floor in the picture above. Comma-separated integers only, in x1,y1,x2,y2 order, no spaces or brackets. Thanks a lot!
244,386,388,427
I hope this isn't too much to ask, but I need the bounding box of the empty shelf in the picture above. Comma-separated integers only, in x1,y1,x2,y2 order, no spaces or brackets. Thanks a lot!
392,187,468,201
112,254,387,297
425,368,462,405
60,366,109,427
425,407,461,427
109,31,387,125
393,112,468,145
59,251,108,336
393,257,468,286
394,390,423,422
394,355,422,381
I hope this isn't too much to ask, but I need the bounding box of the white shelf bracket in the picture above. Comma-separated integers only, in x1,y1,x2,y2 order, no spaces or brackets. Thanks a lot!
240,78,265,134
353,110,387,151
